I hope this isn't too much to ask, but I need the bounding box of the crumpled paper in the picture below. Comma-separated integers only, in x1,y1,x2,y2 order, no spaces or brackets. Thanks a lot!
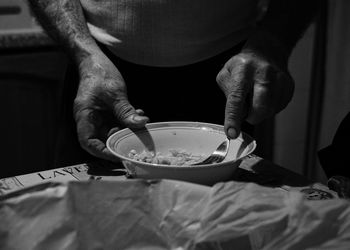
1,180,350,250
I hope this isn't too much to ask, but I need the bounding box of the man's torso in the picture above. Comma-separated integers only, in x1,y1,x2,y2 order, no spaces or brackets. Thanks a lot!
80,0,260,66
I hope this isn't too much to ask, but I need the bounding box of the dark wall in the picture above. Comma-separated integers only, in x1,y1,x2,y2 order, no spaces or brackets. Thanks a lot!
0,49,68,178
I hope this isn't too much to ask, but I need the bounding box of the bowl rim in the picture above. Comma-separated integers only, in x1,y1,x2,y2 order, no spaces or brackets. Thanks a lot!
106,121,256,169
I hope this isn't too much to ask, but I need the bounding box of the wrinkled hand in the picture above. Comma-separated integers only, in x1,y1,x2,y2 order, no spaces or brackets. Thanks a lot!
74,53,149,161
216,36,295,139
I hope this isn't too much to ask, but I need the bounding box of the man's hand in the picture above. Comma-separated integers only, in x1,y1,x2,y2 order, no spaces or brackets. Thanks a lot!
74,53,149,161
216,33,295,139
27,0,149,161
215,0,321,139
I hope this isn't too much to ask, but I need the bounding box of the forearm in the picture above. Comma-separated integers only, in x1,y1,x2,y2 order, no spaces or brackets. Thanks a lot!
244,0,323,64
27,0,101,63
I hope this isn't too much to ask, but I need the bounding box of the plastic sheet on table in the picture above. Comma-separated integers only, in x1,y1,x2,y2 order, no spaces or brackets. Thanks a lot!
1,179,350,250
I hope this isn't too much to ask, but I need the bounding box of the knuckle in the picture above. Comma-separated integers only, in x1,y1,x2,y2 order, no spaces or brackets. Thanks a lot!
73,95,88,107
114,101,135,120
255,63,275,82
73,98,87,114
236,53,257,65
235,54,252,65
227,88,245,105
73,103,94,123
220,54,253,74
226,55,252,71
259,64,273,75
216,69,230,85
73,93,98,115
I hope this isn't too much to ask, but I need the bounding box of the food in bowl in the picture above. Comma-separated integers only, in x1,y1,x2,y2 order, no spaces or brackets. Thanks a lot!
128,149,205,166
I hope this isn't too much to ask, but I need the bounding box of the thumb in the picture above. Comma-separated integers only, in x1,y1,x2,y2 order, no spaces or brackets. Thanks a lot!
113,99,149,128
223,67,253,139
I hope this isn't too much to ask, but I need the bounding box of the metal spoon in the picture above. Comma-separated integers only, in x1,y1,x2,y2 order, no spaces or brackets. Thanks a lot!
192,137,230,165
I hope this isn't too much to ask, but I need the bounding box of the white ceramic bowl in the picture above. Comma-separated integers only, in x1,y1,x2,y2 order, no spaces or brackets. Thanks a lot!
107,122,256,185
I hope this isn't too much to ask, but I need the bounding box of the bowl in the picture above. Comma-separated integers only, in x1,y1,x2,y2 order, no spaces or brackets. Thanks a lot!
106,121,256,185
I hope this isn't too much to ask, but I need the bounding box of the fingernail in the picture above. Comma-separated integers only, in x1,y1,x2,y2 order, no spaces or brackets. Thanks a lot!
227,127,237,139
132,115,144,122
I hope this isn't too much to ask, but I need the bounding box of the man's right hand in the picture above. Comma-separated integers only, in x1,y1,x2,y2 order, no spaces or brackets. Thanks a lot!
73,52,149,161
26,0,149,161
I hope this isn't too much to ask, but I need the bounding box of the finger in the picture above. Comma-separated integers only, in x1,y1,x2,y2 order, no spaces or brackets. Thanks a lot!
221,64,254,139
246,68,294,124
134,108,151,124
108,108,147,137
75,109,119,162
84,138,119,162
246,84,274,124
107,126,121,137
245,63,276,123
113,100,149,128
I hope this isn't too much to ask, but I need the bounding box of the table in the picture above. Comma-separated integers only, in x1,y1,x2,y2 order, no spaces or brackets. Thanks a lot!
0,154,337,199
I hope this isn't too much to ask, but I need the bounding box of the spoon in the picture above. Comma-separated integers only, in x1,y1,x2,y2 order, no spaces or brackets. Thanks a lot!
192,137,230,165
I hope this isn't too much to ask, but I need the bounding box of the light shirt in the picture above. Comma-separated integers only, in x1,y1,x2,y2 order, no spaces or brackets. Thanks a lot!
80,0,260,67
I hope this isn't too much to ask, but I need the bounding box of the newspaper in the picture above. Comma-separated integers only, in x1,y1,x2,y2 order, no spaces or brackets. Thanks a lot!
0,164,127,196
